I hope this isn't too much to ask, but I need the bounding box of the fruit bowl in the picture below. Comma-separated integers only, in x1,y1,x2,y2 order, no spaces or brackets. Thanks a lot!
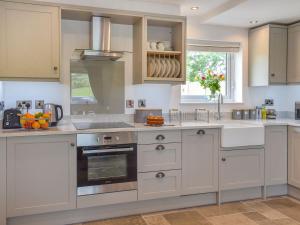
19,112,51,130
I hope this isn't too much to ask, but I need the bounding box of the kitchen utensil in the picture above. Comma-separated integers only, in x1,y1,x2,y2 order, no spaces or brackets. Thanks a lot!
2,108,21,129
43,103,63,126
150,41,157,50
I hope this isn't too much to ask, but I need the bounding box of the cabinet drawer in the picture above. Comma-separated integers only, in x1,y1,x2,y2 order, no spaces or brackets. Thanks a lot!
138,130,181,144
138,170,181,200
138,143,181,172
220,149,264,190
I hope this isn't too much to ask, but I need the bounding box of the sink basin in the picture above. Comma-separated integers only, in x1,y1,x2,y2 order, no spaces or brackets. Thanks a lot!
221,122,264,148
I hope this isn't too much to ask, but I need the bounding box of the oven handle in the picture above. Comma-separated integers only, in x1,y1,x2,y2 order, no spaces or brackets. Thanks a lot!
82,147,134,155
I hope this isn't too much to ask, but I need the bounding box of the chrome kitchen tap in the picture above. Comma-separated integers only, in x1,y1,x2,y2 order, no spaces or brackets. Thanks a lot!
216,93,223,120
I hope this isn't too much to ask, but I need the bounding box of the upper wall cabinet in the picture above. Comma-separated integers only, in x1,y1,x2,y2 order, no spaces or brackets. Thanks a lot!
249,24,287,86
0,1,60,81
133,16,186,84
288,23,300,83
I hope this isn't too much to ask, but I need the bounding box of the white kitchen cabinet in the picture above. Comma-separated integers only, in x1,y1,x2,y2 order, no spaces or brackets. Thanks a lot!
220,149,264,190
288,126,300,188
0,138,6,225
249,24,287,86
288,23,300,83
182,129,219,195
265,126,287,186
138,143,181,172
0,1,60,80
7,135,76,217
138,170,181,200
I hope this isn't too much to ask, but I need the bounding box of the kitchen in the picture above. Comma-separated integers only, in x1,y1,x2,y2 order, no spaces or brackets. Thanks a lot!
2,0,300,225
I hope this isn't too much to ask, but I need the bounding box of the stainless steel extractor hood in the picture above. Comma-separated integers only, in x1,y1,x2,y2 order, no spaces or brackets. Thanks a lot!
81,16,123,61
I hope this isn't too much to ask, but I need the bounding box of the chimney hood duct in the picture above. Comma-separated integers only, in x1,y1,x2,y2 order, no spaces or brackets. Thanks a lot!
81,16,123,61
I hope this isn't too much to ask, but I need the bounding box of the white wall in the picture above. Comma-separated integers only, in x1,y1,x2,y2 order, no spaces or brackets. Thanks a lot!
3,7,300,115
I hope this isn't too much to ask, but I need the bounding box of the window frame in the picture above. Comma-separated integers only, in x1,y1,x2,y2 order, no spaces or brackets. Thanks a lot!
181,40,239,104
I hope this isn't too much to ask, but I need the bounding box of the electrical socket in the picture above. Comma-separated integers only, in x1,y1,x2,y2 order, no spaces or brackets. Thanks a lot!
35,100,44,109
265,99,274,106
16,100,32,110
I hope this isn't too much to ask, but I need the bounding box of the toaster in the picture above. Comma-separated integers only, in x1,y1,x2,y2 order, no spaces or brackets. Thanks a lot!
3,108,22,129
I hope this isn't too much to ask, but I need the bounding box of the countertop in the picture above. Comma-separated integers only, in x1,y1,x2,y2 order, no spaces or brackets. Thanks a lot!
1,118,300,138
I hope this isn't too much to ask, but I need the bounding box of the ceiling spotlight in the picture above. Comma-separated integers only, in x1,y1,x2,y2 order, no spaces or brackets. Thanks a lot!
249,20,259,24
191,6,199,10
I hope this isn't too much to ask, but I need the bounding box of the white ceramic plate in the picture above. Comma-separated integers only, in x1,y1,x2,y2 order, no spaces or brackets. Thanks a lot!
164,59,171,77
174,59,181,78
170,58,176,78
155,58,162,77
159,58,166,77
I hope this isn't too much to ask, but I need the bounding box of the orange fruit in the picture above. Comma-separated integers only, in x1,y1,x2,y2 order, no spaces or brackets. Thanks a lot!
40,122,49,129
32,121,40,129
43,113,50,119
38,119,46,125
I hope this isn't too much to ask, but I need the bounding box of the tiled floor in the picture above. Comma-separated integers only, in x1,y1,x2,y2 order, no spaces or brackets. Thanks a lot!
75,196,300,225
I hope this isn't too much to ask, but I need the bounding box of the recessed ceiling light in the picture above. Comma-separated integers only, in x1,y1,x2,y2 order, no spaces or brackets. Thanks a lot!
191,6,199,10
249,20,259,24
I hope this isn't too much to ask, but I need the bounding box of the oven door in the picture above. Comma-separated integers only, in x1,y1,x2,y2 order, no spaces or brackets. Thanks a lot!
77,144,137,196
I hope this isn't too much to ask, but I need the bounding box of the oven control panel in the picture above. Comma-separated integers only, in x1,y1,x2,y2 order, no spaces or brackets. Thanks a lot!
77,132,137,147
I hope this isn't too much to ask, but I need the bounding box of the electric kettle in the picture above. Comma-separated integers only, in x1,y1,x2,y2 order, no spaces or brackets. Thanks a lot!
43,103,63,127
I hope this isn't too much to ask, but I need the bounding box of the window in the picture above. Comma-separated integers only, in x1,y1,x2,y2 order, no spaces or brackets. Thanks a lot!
181,40,240,103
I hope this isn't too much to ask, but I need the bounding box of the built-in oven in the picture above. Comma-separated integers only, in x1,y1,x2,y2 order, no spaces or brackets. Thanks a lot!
77,132,137,196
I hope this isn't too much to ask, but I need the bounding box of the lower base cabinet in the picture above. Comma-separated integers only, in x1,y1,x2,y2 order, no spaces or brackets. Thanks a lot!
7,135,77,217
138,170,181,200
288,126,300,188
220,149,264,190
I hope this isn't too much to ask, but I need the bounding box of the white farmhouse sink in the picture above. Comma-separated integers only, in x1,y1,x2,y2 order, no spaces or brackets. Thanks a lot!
221,122,265,148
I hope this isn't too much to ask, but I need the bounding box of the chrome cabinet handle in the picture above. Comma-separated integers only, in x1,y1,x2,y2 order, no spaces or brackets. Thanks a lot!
221,158,226,162
70,143,75,147
271,73,275,77
197,130,205,135
155,145,165,151
156,172,165,178
156,134,165,141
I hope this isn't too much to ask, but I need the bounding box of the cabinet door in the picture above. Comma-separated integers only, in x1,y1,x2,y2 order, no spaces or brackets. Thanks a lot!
249,26,269,86
265,126,287,185
7,135,76,217
138,170,181,200
288,126,300,188
220,149,264,190
269,27,287,84
182,129,219,195
0,138,6,225
0,2,60,79
288,24,300,83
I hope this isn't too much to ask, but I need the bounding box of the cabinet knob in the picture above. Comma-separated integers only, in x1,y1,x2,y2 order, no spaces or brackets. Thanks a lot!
70,143,75,147
53,66,58,71
156,172,165,179
155,145,165,151
221,158,226,162
197,130,205,135
156,134,165,141
271,73,275,77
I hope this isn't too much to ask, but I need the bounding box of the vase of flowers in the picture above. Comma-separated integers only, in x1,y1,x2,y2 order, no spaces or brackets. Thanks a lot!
196,70,225,101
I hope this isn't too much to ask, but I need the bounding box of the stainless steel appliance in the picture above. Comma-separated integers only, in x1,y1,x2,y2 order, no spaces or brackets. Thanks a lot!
73,122,133,130
80,16,123,61
296,102,300,120
77,131,137,196
43,103,63,126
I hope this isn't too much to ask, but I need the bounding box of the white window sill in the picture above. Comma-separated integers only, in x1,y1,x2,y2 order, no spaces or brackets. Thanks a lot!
180,99,243,105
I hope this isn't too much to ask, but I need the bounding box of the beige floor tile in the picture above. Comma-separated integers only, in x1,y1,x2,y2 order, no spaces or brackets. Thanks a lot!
265,199,300,222
243,201,288,220
272,218,300,225
207,213,258,225
163,210,212,225
142,214,170,225
195,202,252,217
243,212,268,222
265,198,300,209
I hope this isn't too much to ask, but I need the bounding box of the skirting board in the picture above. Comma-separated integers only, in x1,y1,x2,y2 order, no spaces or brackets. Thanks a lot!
288,185,300,200
7,184,287,225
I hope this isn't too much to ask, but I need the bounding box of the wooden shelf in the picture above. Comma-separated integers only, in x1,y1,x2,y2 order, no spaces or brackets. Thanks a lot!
147,50,182,55
144,77,185,82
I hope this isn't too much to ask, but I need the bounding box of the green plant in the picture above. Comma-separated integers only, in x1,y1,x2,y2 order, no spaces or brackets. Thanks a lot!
196,70,225,97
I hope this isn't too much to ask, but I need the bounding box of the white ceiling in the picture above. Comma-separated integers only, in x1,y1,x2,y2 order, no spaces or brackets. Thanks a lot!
134,0,300,28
